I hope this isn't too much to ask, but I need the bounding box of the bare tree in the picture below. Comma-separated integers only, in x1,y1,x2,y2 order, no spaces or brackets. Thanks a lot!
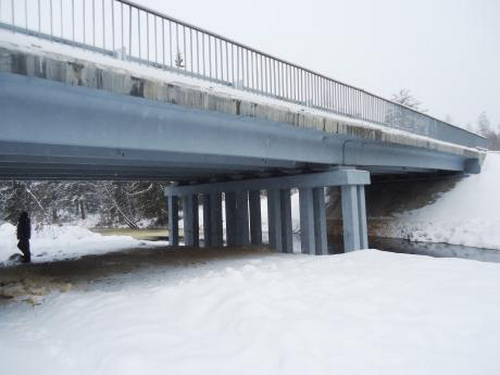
175,51,185,69
391,89,425,111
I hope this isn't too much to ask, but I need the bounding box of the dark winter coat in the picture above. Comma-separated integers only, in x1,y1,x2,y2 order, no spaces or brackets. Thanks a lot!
16,213,31,241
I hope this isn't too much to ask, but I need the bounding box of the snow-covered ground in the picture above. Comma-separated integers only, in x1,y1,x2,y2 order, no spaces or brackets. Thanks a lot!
0,223,167,265
1,249,500,375
377,152,500,250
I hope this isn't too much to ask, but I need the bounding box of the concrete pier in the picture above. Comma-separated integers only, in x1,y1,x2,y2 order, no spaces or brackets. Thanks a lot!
166,168,371,254
183,194,199,247
167,195,179,246
249,190,262,245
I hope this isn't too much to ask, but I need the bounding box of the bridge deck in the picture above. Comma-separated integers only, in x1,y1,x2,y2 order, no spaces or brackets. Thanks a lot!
0,30,485,181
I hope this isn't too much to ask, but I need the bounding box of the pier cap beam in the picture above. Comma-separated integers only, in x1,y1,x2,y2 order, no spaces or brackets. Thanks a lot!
165,169,370,197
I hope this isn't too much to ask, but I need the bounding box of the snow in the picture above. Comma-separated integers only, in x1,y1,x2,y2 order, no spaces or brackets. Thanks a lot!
377,152,500,249
0,223,167,265
1,249,500,374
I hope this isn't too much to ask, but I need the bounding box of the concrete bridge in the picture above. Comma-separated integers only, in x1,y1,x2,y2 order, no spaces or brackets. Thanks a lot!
0,0,486,254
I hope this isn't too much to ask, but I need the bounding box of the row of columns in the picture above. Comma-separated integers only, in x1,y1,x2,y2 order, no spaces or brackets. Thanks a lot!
168,190,264,249
167,183,368,254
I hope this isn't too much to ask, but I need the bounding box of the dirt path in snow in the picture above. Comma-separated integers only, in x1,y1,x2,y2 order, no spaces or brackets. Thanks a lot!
0,246,274,304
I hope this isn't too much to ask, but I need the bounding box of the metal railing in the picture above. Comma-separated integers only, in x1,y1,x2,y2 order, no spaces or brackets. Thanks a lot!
0,0,486,149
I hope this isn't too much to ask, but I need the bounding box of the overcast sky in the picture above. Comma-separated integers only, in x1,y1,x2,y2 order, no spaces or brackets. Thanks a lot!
137,0,499,128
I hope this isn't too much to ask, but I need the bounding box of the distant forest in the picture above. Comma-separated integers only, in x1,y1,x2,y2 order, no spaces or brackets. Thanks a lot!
0,181,167,228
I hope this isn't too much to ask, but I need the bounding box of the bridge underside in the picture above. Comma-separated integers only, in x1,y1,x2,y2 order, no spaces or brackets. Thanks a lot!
0,72,478,181
0,54,485,255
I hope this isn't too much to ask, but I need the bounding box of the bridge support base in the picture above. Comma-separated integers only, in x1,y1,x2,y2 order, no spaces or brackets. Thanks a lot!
165,168,370,254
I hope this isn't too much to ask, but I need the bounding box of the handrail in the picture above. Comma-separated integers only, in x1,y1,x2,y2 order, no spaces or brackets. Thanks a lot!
0,0,486,149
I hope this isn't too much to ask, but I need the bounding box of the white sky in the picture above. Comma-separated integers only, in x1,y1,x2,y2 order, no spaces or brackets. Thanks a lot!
137,0,500,128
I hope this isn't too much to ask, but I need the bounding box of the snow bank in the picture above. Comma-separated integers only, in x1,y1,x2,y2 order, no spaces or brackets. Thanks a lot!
1,249,500,374
0,223,165,265
378,152,500,249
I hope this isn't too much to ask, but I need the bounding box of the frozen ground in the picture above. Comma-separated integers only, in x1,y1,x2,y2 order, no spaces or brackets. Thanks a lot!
1,248,500,375
376,152,500,249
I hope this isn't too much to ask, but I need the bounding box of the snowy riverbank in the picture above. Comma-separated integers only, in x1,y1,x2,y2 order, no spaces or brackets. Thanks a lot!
1,248,500,375
0,223,167,265
376,152,500,250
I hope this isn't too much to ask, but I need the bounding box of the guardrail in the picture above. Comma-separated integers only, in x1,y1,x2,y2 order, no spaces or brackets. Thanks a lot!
0,0,486,149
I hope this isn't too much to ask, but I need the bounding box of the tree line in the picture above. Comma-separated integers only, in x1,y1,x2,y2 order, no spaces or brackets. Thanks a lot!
0,181,167,228
392,89,500,150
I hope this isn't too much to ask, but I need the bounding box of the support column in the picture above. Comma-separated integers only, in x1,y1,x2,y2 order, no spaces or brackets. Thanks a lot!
267,189,283,252
193,194,199,247
202,194,212,247
167,195,179,246
312,187,328,255
280,189,293,253
210,192,223,247
299,187,315,254
341,185,361,252
357,185,369,249
236,191,250,246
182,194,199,247
225,192,237,247
249,190,262,245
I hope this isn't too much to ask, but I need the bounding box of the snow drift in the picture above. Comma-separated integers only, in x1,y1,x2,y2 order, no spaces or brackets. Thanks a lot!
1,249,500,375
377,152,500,249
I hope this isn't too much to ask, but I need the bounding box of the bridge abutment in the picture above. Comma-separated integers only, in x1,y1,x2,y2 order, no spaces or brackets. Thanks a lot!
165,169,370,254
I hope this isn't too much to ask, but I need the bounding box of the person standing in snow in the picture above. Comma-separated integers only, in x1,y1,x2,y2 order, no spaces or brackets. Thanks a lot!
16,211,31,263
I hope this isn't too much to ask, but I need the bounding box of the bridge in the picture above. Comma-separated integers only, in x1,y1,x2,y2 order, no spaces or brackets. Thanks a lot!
0,0,486,254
